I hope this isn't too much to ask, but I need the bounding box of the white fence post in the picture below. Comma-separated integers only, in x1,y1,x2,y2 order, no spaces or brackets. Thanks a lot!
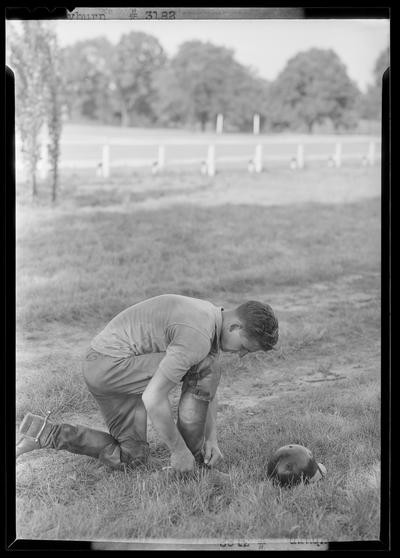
102,143,110,178
216,114,224,134
368,141,376,165
296,144,304,169
254,144,263,173
158,145,166,170
207,144,216,176
333,142,342,167
253,113,260,135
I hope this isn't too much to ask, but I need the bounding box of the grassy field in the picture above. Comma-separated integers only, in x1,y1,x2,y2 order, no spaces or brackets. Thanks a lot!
15,164,381,545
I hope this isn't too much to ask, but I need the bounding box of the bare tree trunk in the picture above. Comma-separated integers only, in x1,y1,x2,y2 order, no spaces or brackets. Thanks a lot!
51,164,58,203
31,170,37,197
30,133,39,197
120,101,130,127
49,118,61,204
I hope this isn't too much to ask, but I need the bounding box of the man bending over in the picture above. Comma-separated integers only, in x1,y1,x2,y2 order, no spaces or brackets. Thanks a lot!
16,294,279,475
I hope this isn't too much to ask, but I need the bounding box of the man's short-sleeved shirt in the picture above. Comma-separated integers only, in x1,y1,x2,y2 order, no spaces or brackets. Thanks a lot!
90,294,223,384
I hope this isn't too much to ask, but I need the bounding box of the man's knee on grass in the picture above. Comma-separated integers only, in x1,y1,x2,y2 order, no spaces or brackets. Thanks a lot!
120,439,150,466
99,439,150,468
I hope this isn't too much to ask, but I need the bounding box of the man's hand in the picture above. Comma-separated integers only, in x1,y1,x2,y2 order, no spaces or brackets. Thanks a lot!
202,439,223,468
170,447,195,473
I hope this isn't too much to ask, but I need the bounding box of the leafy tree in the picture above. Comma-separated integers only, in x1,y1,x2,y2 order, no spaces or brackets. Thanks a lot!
373,46,390,85
7,21,63,198
152,63,191,127
267,48,361,133
112,31,167,126
170,41,230,130
155,41,268,132
227,74,270,132
61,37,115,123
360,45,390,121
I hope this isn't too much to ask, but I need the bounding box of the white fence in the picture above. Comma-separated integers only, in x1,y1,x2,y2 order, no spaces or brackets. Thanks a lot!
23,134,381,180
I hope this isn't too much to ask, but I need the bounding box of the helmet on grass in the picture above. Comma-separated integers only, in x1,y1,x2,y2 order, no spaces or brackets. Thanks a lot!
267,444,326,487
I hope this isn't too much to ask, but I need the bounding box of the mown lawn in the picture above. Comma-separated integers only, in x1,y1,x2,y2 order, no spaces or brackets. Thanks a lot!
16,369,380,542
15,167,381,543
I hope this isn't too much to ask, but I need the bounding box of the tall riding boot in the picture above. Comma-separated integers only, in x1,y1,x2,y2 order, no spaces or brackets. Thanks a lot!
16,412,149,468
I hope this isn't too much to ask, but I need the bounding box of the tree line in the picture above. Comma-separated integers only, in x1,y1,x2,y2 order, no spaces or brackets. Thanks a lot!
59,33,388,133
6,21,389,199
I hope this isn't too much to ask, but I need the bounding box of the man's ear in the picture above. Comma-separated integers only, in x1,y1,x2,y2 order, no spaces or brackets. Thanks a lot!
229,322,243,332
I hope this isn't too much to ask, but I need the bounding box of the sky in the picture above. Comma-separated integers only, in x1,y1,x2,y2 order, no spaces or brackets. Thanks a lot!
8,18,390,92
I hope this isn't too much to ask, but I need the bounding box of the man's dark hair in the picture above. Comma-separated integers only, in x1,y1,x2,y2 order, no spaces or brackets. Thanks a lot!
236,300,279,351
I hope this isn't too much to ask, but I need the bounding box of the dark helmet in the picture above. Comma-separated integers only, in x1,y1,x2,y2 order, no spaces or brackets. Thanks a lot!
267,444,326,487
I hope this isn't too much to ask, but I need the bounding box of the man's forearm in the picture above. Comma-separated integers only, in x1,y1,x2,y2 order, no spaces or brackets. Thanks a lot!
204,394,218,442
145,397,188,452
